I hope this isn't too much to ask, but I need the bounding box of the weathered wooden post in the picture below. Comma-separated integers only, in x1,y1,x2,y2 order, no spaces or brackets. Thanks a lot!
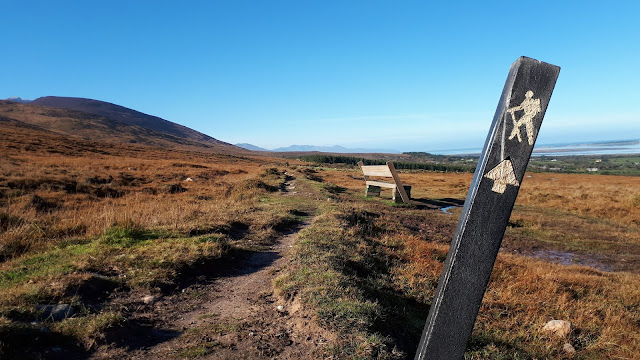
415,57,560,359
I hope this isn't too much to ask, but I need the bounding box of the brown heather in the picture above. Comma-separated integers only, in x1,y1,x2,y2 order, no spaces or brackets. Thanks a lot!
1,117,640,359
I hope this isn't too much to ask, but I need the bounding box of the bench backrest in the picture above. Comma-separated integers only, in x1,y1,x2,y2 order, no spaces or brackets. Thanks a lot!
359,164,394,178
358,161,410,203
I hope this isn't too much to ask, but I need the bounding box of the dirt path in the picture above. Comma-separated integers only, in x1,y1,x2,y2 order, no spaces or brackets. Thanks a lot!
100,175,330,359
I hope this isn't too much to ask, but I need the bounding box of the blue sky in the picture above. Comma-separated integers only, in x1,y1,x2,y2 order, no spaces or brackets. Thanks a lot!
2,1,639,152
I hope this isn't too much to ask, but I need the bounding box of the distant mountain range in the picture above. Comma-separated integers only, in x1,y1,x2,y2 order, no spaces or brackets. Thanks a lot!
5,97,32,103
236,143,270,151
1,96,244,153
236,143,400,154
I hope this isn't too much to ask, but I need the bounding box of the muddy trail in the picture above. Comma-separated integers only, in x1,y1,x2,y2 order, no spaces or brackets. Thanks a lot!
89,174,330,359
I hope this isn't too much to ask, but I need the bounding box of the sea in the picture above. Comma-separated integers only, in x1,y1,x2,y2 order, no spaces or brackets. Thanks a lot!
434,140,640,157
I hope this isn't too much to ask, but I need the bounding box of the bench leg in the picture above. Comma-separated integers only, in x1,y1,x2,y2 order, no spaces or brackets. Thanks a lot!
394,185,412,203
393,188,401,203
366,185,381,197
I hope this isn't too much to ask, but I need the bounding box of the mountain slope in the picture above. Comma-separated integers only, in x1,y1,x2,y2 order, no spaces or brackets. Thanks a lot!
30,96,239,150
0,100,245,153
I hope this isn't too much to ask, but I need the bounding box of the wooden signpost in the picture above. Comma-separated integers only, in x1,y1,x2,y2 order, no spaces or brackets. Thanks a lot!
415,57,560,359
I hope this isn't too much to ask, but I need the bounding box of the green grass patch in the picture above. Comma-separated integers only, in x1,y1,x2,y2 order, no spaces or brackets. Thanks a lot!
0,244,92,289
101,222,164,247
275,208,430,359
51,311,123,340
177,341,219,358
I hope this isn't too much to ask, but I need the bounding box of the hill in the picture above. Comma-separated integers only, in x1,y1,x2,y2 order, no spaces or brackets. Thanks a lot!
0,99,245,154
236,143,271,151
30,96,222,144
4,97,31,103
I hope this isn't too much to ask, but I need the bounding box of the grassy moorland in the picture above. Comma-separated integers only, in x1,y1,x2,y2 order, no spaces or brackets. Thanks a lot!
318,168,640,271
276,167,640,359
1,117,640,359
0,120,305,358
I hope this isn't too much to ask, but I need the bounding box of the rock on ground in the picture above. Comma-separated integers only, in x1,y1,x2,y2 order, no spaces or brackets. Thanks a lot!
542,319,572,337
563,342,576,355
36,304,75,321
142,295,158,304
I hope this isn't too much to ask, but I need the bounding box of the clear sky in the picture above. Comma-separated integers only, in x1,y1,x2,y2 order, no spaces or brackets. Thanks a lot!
2,1,639,152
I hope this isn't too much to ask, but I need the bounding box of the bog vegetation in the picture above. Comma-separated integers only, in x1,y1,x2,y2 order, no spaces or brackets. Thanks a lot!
1,118,639,359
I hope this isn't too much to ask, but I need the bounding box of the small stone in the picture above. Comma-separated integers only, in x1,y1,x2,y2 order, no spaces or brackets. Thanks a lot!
142,295,158,304
562,342,576,355
542,320,571,337
276,305,285,312
184,177,194,182
36,304,75,321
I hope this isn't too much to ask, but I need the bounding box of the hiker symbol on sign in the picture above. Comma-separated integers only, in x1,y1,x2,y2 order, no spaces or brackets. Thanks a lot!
507,90,541,145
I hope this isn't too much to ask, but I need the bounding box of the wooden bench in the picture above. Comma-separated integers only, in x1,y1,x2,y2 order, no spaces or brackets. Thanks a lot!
358,161,411,203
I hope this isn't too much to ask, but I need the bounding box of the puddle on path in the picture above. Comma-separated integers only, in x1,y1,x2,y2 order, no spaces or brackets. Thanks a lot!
531,250,612,272
440,206,458,215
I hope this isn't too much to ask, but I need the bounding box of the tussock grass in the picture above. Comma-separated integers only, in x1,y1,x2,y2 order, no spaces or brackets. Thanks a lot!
0,129,301,356
51,311,123,346
276,205,430,359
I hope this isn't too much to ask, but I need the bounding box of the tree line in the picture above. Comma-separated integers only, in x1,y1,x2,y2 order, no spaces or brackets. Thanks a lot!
298,155,474,173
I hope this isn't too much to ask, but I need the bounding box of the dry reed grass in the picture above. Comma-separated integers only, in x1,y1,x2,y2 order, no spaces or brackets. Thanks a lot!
3,117,640,358
0,120,307,356
317,166,640,273
278,193,640,358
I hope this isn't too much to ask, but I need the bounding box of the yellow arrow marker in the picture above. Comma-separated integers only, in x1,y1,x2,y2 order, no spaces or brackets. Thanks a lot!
484,159,519,194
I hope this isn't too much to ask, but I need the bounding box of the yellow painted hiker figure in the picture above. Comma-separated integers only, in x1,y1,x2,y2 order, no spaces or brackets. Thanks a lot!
507,90,541,145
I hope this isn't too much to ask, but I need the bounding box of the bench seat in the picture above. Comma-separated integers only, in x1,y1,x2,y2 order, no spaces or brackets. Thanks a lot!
358,161,411,203
365,180,397,189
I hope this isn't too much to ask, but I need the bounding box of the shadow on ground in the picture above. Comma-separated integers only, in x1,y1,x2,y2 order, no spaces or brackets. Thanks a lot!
412,197,465,210
99,221,308,358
